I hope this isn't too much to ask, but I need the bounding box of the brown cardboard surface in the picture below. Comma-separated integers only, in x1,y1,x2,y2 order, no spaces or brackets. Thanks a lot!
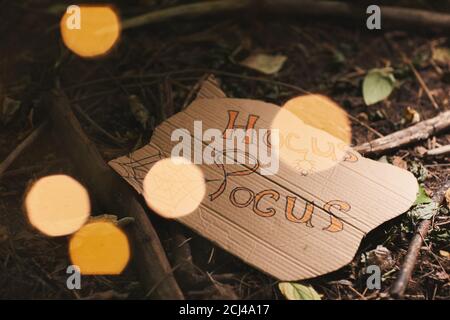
109,80,418,280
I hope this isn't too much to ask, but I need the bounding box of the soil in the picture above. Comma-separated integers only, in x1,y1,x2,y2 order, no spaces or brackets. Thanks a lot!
0,0,449,299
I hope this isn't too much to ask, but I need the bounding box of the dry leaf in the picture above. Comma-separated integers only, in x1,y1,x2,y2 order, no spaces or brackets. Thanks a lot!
414,146,428,157
435,271,449,281
278,282,321,300
365,245,395,271
391,156,408,170
440,250,449,258
128,95,151,129
240,53,287,75
404,107,420,124
432,47,450,64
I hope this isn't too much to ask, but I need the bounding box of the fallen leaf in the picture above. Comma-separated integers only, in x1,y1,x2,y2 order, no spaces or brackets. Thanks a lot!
365,245,395,271
439,250,449,258
408,201,439,221
128,95,151,129
432,47,450,64
240,53,287,75
404,106,420,124
362,68,396,106
414,146,428,157
435,271,449,281
278,282,321,300
414,185,432,205
391,156,408,170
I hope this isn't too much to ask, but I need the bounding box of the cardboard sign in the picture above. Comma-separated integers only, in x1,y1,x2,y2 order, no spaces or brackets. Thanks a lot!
109,78,418,280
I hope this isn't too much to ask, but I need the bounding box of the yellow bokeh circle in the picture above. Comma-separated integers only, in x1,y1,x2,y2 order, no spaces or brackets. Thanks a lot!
60,5,120,58
69,221,130,275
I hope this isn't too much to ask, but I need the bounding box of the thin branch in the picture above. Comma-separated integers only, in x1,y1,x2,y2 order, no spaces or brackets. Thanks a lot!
427,144,450,157
121,0,252,30
120,0,450,31
385,33,441,110
390,181,450,299
44,90,184,300
355,111,450,155
0,121,48,178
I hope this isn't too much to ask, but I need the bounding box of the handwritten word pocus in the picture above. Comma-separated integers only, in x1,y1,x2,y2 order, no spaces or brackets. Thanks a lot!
207,156,348,233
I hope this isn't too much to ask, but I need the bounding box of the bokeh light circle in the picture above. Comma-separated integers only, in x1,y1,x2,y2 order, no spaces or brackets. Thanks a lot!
270,95,351,174
60,6,120,58
25,175,90,237
69,221,130,275
143,157,206,219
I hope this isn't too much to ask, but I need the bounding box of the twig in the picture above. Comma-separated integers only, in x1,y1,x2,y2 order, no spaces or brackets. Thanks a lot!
264,1,450,31
347,113,384,138
43,90,184,300
390,181,450,299
72,104,125,146
385,33,440,110
427,144,450,157
0,121,48,178
121,0,252,30
355,111,450,155
409,62,440,110
120,0,450,31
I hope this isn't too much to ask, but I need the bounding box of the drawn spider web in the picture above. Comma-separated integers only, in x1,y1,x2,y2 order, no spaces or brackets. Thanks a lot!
110,149,163,187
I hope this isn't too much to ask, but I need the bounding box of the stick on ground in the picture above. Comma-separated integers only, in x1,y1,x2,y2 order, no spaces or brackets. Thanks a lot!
427,144,450,157
44,90,184,300
121,0,450,31
390,181,450,299
0,121,48,177
355,111,450,155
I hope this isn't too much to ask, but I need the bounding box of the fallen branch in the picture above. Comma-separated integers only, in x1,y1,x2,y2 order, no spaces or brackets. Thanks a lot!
120,0,450,31
427,144,450,157
72,104,125,147
44,90,184,300
263,0,450,31
0,121,48,178
385,33,440,111
122,0,252,30
355,111,450,155
390,181,450,299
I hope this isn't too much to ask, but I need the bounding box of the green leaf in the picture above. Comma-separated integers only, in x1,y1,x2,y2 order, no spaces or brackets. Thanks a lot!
362,68,396,106
240,53,287,75
408,202,438,221
414,185,432,205
278,282,321,300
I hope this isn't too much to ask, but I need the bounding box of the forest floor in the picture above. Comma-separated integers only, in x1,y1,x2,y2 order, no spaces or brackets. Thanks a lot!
0,1,449,299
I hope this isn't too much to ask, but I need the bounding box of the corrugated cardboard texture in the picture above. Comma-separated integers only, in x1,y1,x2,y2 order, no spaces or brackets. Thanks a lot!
109,79,418,280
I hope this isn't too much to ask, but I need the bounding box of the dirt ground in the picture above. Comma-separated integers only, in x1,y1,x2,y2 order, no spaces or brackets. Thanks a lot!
0,1,449,299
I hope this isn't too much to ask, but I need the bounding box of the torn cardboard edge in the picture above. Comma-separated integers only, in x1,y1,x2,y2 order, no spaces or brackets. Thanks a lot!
109,76,418,280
